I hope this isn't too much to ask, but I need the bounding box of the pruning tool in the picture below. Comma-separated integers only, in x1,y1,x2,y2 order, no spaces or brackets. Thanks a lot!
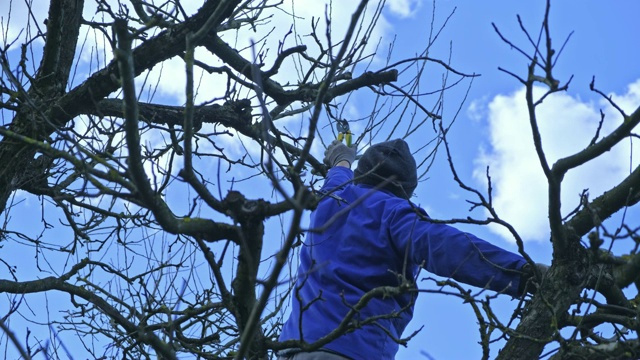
336,119,353,147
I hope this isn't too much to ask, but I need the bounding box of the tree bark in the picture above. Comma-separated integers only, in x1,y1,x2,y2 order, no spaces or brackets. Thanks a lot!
0,0,84,214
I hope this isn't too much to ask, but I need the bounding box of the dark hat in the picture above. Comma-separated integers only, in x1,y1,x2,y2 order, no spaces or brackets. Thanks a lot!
354,139,417,199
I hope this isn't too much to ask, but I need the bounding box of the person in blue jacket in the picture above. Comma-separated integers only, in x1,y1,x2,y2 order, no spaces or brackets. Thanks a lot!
278,139,538,360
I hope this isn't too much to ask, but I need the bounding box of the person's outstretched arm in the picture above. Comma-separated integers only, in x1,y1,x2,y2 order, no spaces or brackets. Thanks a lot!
387,203,527,296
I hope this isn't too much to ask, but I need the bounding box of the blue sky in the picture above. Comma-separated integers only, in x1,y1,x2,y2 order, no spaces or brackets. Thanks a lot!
1,0,640,359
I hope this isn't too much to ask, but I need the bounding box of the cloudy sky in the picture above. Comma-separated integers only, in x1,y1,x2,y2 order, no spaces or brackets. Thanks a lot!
2,0,640,359
390,1,640,359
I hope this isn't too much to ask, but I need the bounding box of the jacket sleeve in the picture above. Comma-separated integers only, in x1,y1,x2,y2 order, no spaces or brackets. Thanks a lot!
319,166,353,194
386,203,527,296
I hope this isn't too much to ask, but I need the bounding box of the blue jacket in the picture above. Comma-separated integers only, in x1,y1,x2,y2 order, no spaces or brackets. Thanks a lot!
279,167,526,359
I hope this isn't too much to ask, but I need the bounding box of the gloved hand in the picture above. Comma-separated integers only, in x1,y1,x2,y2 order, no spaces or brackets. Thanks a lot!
519,263,549,295
323,139,356,168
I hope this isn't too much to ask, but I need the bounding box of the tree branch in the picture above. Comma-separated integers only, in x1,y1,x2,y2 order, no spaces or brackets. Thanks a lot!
565,164,640,240
553,106,640,175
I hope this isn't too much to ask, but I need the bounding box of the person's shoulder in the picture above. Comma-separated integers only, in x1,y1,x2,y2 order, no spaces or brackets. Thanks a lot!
357,187,423,211
385,196,429,218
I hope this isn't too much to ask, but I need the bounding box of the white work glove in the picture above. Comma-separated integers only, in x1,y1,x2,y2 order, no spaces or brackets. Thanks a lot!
323,139,356,167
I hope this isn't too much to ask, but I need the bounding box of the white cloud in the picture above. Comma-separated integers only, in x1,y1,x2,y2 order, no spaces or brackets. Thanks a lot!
140,0,395,103
473,82,640,242
387,0,422,18
467,95,489,122
140,1,397,165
